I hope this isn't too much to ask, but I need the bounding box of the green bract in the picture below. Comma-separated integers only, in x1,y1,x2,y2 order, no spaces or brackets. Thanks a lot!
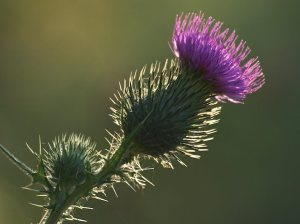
43,134,100,193
110,60,221,168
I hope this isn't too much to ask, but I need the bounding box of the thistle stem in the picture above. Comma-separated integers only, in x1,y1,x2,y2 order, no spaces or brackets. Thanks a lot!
0,144,34,177
40,195,77,224
39,182,92,224
96,140,131,184
96,109,152,184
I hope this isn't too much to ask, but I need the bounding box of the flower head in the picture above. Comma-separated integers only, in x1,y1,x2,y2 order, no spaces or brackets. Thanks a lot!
172,12,265,103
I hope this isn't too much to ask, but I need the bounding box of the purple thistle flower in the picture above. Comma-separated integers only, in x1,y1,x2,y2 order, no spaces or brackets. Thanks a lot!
172,12,265,103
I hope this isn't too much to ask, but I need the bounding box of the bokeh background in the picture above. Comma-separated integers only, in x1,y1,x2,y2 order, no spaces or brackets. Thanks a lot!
0,0,299,223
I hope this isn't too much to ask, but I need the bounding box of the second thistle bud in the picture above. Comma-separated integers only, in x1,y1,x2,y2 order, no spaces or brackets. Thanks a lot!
43,134,100,195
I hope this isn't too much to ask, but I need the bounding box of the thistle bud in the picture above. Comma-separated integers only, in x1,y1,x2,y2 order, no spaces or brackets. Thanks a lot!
110,60,221,167
43,134,100,194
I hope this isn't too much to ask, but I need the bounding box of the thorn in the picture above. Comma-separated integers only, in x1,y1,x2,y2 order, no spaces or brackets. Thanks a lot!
140,167,154,171
22,186,47,193
65,216,87,222
173,155,187,167
38,135,42,155
111,185,118,198
73,205,94,210
105,130,116,139
28,202,45,208
124,180,136,192
25,143,39,158
36,194,48,197
140,175,155,186
92,195,109,202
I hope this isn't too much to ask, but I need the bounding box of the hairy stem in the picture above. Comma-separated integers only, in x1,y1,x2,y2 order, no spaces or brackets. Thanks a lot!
96,140,131,184
39,177,96,224
42,190,83,224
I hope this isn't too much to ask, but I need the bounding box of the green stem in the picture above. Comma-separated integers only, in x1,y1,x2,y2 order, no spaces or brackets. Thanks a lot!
41,196,77,224
39,183,91,224
0,144,34,177
96,110,152,184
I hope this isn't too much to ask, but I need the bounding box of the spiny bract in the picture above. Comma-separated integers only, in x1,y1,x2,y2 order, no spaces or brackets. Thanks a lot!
110,59,221,168
43,134,100,191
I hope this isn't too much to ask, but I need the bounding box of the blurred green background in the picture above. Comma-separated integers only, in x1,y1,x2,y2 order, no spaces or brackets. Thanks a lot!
0,0,299,223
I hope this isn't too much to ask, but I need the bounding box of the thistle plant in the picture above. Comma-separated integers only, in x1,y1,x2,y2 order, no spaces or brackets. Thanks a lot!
0,12,264,223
